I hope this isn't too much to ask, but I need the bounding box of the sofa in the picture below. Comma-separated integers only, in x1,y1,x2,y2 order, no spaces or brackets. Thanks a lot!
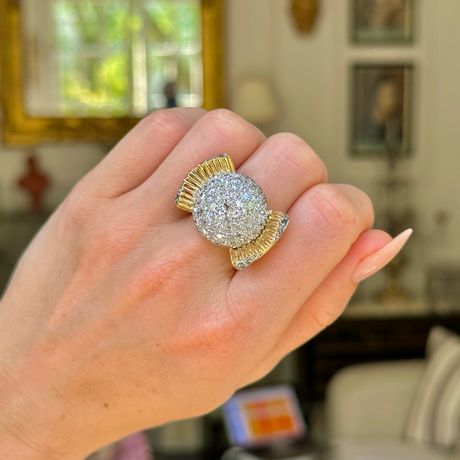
324,358,457,459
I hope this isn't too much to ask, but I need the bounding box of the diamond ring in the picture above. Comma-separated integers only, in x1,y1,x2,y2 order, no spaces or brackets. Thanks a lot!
175,154,289,270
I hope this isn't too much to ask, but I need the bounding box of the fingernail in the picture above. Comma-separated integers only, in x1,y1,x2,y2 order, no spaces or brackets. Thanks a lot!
352,229,413,283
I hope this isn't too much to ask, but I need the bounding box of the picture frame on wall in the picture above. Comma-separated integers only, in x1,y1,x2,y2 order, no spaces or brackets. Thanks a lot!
351,64,413,157
351,0,415,44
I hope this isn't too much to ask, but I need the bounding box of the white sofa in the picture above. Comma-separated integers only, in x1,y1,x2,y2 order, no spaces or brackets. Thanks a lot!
324,360,455,460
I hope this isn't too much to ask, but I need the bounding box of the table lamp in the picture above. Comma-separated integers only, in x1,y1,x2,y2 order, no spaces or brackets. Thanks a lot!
233,76,279,126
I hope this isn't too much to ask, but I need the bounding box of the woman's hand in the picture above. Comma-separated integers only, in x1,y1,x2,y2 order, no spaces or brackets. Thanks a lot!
0,108,404,460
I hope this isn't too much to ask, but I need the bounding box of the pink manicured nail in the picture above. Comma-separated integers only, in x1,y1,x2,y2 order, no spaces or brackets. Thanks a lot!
352,229,413,283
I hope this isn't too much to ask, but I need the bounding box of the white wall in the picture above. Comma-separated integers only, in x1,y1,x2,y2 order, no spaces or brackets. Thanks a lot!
227,0,460,296
0,142,106,211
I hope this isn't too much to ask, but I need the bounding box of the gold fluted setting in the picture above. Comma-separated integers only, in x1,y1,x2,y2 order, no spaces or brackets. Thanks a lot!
230,211,288,270
175,155,235,212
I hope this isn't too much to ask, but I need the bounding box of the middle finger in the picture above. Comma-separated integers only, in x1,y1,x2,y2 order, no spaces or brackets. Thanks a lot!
238,132,328,212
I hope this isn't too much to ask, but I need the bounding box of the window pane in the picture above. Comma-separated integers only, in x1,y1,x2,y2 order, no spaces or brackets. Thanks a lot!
53,0,134,116
21,0,203,117
145,0,200,43
145,0,202,110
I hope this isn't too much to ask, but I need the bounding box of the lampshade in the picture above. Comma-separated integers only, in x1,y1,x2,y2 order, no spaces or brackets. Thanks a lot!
233,76,279,125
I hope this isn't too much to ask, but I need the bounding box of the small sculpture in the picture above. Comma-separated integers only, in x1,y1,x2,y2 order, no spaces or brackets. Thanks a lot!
17,154,50,212
292,0,319,34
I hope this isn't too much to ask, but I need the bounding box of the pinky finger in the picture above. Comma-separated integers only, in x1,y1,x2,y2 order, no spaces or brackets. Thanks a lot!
239,229,393,387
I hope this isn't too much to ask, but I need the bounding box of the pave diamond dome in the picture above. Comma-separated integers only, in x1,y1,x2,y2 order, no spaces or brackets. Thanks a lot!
175,154,289,269
192,172,268,248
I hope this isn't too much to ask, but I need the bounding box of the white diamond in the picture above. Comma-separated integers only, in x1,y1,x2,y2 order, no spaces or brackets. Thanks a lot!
192,172,268,248
276,214,289,240
234,256,259,270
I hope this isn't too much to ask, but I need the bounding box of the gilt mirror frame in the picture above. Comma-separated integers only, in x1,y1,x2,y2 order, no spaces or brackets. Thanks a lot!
0,0,225,145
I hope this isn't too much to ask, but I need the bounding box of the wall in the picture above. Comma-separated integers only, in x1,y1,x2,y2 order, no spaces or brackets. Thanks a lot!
227,0,460,296
0,142,106,211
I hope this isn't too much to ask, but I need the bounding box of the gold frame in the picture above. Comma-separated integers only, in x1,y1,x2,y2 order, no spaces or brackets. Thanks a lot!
0,0,225,145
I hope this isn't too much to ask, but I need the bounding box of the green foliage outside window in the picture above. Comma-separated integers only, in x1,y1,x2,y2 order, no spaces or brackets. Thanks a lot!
52,0,201,117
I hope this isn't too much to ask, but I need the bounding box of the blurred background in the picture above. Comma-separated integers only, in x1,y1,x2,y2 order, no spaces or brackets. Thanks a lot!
1,1,460,459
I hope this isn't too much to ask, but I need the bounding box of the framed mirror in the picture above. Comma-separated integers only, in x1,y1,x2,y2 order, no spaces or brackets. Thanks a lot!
0,0,225,144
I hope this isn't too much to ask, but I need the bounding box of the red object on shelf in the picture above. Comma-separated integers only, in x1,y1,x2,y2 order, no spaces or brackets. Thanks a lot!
17,154,50,211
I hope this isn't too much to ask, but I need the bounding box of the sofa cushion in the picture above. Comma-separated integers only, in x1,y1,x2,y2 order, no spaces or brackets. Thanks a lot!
426,325,459,358
332,436,452,460
326,360,425,438
404,326,460,449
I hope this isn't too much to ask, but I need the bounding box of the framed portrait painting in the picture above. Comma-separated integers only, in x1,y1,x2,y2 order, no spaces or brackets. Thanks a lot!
352,0,415,44
351,64,413,157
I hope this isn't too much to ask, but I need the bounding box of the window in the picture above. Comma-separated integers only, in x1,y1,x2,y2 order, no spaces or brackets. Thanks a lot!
23,0,203,117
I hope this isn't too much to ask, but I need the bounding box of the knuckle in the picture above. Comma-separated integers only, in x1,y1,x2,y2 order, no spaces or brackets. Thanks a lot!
307,184,358,235
358,187,374,227
268,133,328,183
142,108,193,138
205,108,252,141
270,132,307,156
305,305,340,332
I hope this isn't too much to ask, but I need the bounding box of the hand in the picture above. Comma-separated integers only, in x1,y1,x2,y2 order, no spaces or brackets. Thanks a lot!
0,108,406,460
